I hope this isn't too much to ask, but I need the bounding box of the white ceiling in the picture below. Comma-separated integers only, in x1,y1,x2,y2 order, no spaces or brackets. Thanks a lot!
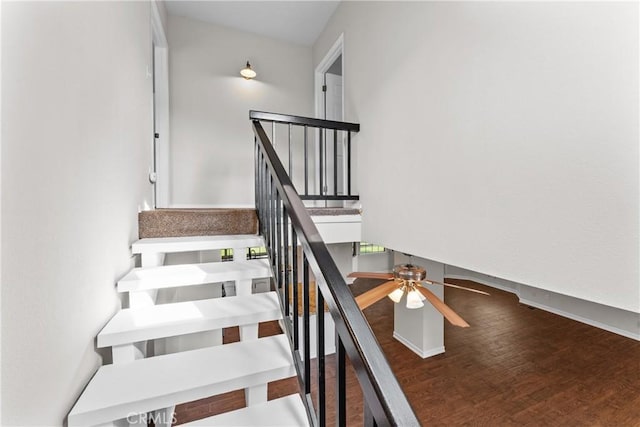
164,1,340,46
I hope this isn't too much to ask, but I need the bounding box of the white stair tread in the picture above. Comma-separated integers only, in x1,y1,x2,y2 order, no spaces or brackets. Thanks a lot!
183,394,309,426
118,259,272,293
132,235,264,255
98,292,282,348
68,335,294,426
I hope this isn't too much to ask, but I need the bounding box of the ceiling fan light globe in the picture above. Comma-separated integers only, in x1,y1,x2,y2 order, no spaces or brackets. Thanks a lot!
406,290,425,309
388,287,404,303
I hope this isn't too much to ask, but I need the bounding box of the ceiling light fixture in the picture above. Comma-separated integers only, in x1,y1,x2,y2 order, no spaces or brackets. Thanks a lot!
388,286,405,304
349,264,492,327
240,60,257,80
405,288,425,309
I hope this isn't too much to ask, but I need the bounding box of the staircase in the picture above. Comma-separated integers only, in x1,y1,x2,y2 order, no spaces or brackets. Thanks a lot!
68,233,308,427
68,111,419,426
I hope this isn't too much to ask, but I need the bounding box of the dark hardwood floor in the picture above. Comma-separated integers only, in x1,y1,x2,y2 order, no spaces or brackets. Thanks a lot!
174,279,640,426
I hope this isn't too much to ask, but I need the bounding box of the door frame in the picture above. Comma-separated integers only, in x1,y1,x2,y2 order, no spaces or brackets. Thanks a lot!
151,1,170,208
314,34,344,197
314,33,344,121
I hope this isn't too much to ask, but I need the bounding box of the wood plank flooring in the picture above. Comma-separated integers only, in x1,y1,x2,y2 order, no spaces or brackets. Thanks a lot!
174,279,640,426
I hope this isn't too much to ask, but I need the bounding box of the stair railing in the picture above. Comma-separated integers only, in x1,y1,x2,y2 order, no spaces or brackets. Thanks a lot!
252,115,419,426
250,110,359,202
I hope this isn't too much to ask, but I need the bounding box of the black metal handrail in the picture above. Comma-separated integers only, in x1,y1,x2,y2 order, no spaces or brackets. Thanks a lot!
252,117,419,426
250,110,359,202
250,110,360,132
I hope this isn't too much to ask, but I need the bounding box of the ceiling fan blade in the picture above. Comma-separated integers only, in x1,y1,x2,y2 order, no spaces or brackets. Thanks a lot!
416,286,470,328
355,280,399,310
348,272,394,280
422,279,490,296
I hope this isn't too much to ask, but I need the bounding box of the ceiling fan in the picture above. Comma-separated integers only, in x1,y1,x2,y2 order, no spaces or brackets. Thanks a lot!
348,264,489,328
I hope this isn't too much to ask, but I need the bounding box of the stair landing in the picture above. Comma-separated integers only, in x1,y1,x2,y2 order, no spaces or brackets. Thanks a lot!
139,207,362,243
139,209,258,238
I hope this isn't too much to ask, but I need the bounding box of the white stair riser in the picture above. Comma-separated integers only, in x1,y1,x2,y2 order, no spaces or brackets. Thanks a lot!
132,235,264,256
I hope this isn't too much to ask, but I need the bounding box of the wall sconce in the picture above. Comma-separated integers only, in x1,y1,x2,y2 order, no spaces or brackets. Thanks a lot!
240,60,257,80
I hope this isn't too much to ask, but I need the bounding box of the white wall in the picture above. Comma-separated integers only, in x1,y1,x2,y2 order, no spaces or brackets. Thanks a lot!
326,243,353,280
1,2,154,424
168,15,313,207
314,2,639,314
356,250,393,274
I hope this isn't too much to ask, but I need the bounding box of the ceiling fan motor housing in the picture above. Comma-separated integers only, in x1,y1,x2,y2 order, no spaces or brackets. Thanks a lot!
393,264,426,282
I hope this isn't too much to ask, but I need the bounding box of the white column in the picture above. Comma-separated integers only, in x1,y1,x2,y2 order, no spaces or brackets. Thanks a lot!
236,279,253,296
392,253,445,359
111,342,146,364
233,247,248,262
152,406,176,427
131,252,165,308
239,323,259,341
245,384,268,406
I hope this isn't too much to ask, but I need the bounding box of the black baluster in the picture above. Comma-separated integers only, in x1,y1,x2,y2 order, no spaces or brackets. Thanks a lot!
259,156,266,237
292,228,299,351
303,255,311,395
275,191,282,289
304,125,308,196
264,173,269,260
256,148,261,228
347,131,352,196
319,129,324,196
283,209,290,318
288,123,292,177
254,138,259,212
333,129,338,196
270,178,277,273
266,172,272,258
317,287,326,426
261,160,267,237
336,336,346,427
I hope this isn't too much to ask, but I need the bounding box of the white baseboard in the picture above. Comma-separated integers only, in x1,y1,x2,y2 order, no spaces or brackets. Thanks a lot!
519,298,640,341
393,332,445,359
446,271,639,342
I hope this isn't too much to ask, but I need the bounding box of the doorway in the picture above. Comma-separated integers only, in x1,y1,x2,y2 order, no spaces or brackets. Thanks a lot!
151,3,169,208
315,34,345,202
323,55,342,122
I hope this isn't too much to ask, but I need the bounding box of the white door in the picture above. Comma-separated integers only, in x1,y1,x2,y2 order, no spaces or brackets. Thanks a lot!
323,72,344,195
324,72,342,121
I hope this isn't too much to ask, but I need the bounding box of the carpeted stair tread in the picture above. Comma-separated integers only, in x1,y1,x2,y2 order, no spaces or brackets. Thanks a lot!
139,208,258,238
